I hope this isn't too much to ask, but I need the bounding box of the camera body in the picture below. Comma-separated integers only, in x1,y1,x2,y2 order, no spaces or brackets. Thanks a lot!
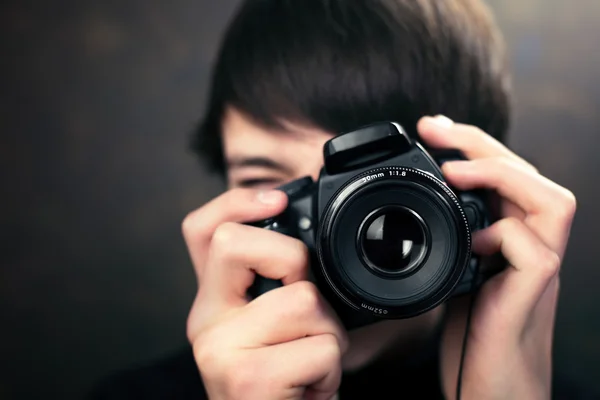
248,122,502,330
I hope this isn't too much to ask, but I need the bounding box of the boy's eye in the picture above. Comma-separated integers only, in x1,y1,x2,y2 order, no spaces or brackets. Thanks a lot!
237,178,282,189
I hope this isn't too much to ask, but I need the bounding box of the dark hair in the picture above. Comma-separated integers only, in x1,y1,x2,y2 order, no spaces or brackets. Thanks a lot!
192,0,512,174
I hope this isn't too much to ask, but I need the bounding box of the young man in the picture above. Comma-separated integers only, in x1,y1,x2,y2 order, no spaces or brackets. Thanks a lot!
92,1,577,399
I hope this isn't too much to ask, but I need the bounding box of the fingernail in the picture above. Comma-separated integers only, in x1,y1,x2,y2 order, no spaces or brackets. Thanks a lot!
257,190,282,205
429,115,454,129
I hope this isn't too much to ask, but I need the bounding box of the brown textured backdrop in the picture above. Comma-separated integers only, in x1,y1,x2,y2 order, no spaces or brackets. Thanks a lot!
1,0,598,399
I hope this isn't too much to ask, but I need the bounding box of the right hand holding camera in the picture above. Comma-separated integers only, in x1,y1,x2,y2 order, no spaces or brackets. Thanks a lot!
182,188,349,400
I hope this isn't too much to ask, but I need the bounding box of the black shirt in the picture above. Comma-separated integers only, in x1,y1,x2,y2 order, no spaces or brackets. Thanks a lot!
89,344,600,399
89,345,444,399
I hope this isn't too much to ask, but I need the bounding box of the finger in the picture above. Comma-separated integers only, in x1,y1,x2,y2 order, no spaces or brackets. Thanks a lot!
253,333,342,400
193,332,342,400
239,281,349,353
442,157,576,256
472,217,560,317
417,115,537,172
201,223,310,310
182,188,288,276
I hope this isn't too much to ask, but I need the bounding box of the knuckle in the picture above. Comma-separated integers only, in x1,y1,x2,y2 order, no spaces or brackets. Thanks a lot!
211,222,240,251
192,329,221,372
186,297,204,342
497,216,522,233
181,209,205,240
316,333,342,361
558,188,577,220
292,281,321,313
194,330,241,387
209,223,242,264
286,239,310,273
539,250,561,278
525,162,540,175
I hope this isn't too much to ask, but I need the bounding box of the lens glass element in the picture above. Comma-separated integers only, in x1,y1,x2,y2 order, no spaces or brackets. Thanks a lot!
360,206,427,275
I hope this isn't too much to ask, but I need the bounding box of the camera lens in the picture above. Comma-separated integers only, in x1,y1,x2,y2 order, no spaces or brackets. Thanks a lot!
316,166,473,319
359,206,428,275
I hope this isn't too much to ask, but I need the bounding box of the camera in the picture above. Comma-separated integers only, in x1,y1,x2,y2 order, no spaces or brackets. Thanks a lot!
247,122,502,329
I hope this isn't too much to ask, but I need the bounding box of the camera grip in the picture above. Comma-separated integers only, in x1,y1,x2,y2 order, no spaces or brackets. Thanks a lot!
244,216,287,298
246,177,315,299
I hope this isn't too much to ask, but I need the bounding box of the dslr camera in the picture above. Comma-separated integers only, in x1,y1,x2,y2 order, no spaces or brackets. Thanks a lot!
248,122,502,329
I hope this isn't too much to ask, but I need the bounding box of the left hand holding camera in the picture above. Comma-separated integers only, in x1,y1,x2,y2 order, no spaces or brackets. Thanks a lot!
417,115,577,400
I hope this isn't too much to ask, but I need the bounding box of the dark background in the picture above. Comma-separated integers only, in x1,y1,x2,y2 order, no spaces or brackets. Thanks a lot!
1,0,599,399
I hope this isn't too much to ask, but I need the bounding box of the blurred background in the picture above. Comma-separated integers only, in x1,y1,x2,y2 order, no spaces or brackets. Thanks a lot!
1,0,599,398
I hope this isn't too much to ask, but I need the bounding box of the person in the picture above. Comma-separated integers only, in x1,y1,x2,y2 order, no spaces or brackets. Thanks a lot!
91,0,579,399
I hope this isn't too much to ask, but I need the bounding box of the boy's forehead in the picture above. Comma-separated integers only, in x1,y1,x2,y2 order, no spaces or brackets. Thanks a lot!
222,107,334,162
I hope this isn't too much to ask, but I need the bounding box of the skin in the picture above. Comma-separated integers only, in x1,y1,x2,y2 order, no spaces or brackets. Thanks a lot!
183,108,576,399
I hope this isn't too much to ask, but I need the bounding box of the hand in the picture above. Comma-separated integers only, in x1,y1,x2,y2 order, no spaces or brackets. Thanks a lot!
182,188,348,400
418,115,577,400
